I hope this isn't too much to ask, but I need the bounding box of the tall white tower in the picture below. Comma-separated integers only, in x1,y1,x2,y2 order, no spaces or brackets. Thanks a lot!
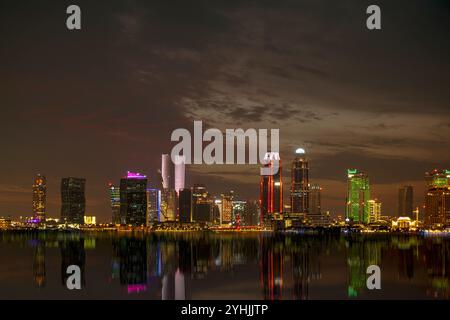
161,154,172,189
174,155,185,194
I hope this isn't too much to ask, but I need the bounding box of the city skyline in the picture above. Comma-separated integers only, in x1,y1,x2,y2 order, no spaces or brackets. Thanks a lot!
1,0,450,222
2,157,449,225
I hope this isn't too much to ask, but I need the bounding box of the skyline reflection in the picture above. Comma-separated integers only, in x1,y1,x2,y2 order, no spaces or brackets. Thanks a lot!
1,232,449,299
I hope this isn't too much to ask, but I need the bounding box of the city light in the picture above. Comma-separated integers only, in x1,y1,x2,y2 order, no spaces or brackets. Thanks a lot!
126,171,147,179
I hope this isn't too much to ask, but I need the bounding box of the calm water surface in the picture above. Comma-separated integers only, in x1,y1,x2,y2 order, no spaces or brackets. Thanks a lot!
0,231,449,299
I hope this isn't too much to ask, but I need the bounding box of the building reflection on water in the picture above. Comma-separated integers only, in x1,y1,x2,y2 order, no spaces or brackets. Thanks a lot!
395,236,418,281
1,232,450,299
60,239,86,288
32,240,46,288
113,238,147,291
423,238,450,298
346,235,382,297
260,235,328,300
290,237,322,300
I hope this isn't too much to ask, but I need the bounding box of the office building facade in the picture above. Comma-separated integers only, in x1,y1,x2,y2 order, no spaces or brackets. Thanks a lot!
398,186,413,218
291,152,309,214
368,199,381,223
221,191,234,225
161,154,172,190
346,169,370,224
174,155,185,195
32,174,46,224
147,188,161,224
425,170,450,228
308,184,322,225
120,172,148,226
192,184,211,223
61,177,86,224
178,188,192,223
109,183,121,224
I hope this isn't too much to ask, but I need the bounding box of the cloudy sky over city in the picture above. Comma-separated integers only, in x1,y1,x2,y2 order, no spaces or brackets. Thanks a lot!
1,0,449,221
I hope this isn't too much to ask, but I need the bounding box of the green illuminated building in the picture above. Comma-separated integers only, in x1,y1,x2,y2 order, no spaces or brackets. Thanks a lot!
425,169,450,228
426,169,450,188
346,169,370,224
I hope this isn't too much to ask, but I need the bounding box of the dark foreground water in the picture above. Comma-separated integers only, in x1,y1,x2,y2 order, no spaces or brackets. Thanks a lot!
0,231,449,300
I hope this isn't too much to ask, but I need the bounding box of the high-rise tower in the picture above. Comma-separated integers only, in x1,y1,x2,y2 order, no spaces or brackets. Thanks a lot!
308,184,322,225
424,169,450,228
109,183,121,224
368,199,381,223
398,186,413,218
32,174,46,224
147,188,161,224
178,188,192,223
346,169,370,224
161,154,172,190
192,184,212,223
174,155,186,195
260,152,283,223
290,148,309,215
221,191,234,225
120,172,148,226
61,177,86,225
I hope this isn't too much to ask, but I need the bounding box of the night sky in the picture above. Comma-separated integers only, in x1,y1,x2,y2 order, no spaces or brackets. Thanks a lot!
1,0,449,222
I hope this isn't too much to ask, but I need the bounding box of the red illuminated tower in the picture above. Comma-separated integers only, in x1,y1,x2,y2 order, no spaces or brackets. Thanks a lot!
260,152,283,224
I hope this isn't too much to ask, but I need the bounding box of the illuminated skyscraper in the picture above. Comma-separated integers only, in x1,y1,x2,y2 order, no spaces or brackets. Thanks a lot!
120,172,148,226
291,149,308,215
346,169,370,224
425,169,450,189
192,184,211,223
32,174,46,224
424,169,450,228
147,188,161,224
178,188,192,223
232,200,246,226
260,152,283,223
161,189,177,222
212,198,222,224
368,199,381,223
61,177,86,225
109,183,121,224
161,154,172,190
174,155,186,195
398,186,413,218
161,153,179,222
308,184,322,225
221,191,234,225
